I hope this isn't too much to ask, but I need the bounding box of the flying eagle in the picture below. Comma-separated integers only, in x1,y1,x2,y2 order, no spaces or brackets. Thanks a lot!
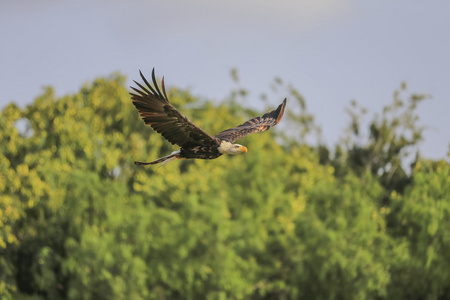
130,69,286,165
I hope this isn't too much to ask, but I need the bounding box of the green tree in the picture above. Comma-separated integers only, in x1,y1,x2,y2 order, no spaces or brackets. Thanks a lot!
387,159,450,299
0,71,448,300
331,83,428,194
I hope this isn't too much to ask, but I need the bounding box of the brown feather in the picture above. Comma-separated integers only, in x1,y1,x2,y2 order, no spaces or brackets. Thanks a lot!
130,69,218,148
215,98,286,143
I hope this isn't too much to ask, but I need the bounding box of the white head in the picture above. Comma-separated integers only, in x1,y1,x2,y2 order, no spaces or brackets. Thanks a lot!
218,141,248,155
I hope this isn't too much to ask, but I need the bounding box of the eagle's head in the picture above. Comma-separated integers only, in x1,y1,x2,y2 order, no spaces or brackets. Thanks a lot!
218,141,248,155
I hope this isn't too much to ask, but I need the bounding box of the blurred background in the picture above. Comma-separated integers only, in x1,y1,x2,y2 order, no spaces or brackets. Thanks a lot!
1,1,450,300
1,0,449,159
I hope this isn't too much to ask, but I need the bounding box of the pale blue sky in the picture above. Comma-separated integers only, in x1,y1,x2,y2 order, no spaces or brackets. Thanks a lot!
1,0,449,160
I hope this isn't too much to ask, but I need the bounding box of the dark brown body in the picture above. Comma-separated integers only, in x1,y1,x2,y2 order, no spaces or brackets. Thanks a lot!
180,142,222,160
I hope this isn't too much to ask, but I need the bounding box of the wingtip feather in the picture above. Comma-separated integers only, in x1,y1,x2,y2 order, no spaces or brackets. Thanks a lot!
275,98,287,125
161,76,169,100
151,69,165,99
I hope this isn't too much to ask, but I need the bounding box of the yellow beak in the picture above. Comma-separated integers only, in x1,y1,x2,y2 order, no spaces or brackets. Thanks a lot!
239,146,248,153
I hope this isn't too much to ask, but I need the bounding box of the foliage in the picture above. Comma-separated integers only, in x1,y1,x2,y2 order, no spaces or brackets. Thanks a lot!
387,160,450,299
0,72,449,300
332,83,429,194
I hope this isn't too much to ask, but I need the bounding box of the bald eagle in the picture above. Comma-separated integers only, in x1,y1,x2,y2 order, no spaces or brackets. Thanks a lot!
130,69,286,165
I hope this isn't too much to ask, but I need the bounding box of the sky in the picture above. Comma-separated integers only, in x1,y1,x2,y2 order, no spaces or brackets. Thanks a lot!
1,0,449,160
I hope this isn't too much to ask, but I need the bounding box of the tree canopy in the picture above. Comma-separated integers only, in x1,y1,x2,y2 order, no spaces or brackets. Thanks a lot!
1,72,449,300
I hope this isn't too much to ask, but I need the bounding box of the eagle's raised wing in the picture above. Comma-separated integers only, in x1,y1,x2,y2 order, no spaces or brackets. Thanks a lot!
215,99,286,143
130,69,217,147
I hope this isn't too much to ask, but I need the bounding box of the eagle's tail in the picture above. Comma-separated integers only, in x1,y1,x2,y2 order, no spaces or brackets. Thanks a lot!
135,150,182,166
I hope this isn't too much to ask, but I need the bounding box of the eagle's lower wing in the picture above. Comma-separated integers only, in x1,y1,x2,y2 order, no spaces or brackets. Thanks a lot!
130,69,216,147
215,98,286,143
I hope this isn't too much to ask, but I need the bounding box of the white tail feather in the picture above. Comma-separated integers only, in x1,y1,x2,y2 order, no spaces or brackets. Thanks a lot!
159,156,177,166
135,150,181,166
159,150,181,166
